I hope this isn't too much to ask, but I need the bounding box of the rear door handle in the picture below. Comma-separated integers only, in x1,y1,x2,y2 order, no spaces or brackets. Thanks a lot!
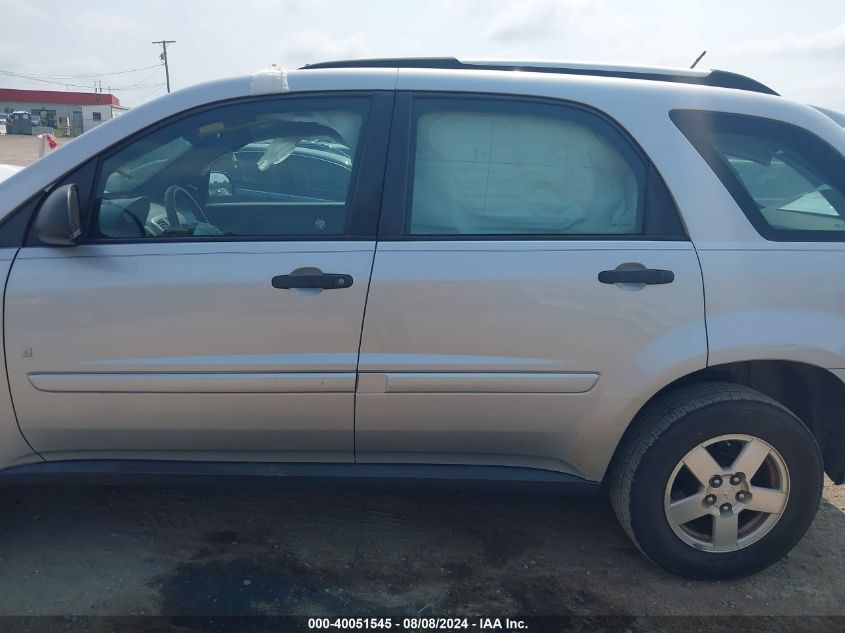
598,269,675,285
272,273,353,290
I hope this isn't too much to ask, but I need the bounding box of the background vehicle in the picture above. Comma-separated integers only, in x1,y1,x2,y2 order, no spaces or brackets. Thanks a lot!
0,59,844,579
6,110,32,135
206,142,352,203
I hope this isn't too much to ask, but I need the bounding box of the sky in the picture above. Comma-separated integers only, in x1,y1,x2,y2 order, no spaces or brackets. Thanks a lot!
0,0,843,110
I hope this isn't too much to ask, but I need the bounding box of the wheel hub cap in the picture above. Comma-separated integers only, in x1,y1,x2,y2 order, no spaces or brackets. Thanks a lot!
664,434,790,553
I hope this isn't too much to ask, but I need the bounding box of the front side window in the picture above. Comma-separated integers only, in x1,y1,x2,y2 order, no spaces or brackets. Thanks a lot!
91,97,366,240
672,110,845,240
407,98,647,236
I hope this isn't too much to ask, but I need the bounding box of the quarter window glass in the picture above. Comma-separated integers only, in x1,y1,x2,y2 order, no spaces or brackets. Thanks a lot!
715,132,845,231
672,110,845,239
92,98,366,240
408,100,645,236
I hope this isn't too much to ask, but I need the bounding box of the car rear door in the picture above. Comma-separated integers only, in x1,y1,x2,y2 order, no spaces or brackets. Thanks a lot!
355,92,707,480
4,91,392,462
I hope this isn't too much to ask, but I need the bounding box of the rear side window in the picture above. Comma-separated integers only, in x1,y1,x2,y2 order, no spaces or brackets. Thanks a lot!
405,97,684,239
672,110,845,240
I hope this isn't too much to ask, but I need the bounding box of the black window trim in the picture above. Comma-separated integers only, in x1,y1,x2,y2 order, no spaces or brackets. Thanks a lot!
377,90,689,242
0,152,100,249
670,108,845,243
22,90,395,247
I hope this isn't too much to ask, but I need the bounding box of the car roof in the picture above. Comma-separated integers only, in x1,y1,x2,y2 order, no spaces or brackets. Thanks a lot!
814,105,845,128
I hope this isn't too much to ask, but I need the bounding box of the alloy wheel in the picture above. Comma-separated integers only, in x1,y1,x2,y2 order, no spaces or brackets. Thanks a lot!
663,434,790,552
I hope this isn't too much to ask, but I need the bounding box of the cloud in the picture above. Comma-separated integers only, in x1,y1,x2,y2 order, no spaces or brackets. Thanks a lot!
277,31,371,67
0,0,122,43
436,0,483,16
480,0,595,43
74,12,140,39
242,0,334,14
735,22,845,57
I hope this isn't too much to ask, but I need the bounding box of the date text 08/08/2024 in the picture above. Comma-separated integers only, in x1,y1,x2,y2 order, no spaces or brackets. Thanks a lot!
307,618,528,630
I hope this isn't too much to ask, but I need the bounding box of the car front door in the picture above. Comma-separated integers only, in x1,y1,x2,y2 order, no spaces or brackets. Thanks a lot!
356,93,707,480
5,92,392,462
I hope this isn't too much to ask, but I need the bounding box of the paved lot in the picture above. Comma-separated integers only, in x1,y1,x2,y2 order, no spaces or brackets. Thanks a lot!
0,133,72,167
0,132,843,626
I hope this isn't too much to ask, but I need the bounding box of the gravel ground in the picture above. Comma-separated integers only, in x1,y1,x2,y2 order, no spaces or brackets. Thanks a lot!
0,479,842,620
0,133,72,167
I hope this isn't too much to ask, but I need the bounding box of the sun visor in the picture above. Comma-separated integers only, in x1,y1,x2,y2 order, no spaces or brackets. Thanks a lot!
254,113,361,171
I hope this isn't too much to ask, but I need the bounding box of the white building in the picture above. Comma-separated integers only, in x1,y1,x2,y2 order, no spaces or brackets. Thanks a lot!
81,103,128,132
0,88,127,135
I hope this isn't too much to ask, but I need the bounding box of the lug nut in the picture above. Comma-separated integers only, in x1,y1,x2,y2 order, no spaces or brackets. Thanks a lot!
736,491,750,503
730,474,741,485
704,494,717,506
710,475,723,487
720,503,732,513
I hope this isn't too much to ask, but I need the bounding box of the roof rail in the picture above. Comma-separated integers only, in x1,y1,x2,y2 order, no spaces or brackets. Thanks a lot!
300,57,778,96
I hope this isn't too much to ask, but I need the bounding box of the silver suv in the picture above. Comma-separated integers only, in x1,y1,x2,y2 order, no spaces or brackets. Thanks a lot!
1,58,844,580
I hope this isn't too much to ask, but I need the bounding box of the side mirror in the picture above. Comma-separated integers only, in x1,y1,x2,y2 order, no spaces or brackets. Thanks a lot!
208,172,233,198
34,184,82,246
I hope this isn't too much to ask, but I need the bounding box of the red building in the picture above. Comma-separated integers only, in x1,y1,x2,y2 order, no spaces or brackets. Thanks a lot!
0,88,126,135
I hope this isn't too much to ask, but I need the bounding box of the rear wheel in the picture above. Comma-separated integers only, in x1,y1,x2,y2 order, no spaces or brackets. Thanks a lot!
610,382,823,579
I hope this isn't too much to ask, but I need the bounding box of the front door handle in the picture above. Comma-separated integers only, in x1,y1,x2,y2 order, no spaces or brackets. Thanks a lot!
272,273,353,290
598,269,675,285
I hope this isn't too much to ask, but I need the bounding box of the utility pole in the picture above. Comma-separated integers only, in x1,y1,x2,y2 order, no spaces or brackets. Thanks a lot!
152,39,176,92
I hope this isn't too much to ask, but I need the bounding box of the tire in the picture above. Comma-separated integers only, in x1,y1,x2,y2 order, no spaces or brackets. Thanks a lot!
609,382,823,580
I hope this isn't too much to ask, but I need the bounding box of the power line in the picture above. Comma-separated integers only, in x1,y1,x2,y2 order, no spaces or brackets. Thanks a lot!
0,70,113,90
138,83,167,101
152,40,176,93
113,66,164,89
0,65,163,87
0,69,165,91
14,64,163,80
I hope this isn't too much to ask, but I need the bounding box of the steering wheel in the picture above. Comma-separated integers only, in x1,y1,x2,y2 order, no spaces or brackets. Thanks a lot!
163,185,210,231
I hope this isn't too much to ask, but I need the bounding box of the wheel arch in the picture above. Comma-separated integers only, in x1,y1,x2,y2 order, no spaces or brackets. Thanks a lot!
605,360,845,485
